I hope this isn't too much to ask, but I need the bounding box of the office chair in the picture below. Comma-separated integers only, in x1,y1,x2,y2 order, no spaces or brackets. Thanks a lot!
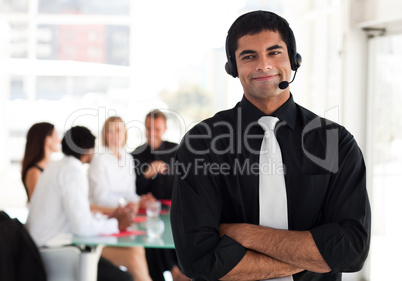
39,244,104,281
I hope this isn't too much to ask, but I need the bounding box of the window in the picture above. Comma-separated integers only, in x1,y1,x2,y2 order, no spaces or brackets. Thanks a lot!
366,33,402,280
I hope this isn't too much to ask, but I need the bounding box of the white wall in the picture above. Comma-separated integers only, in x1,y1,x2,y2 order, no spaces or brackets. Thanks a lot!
343,1,402,281
363,0,402,23
342,0,402,152
341,0,368,151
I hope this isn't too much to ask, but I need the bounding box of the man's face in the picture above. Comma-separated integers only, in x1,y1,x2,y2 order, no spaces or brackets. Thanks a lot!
145,117,166,149
235,30,292,103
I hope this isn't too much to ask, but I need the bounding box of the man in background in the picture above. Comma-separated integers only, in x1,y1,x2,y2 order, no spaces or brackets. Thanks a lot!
132,110,187,281
132,109,177,200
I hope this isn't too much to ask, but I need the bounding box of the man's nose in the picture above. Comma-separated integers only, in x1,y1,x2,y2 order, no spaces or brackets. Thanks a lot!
256,56,273,71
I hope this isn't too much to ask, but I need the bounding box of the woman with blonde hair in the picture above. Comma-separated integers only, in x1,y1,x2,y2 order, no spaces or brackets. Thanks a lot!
88,116,152,281
21,122,59,201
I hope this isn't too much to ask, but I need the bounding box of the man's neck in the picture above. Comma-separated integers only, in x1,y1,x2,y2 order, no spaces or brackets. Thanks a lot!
244,91,290,115
149,141,162,150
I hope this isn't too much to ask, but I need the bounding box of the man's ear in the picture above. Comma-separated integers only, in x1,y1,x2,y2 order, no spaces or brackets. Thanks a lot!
79,154,86,164
79,153,90,164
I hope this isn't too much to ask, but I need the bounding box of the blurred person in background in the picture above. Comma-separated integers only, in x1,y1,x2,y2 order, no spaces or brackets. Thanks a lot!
21,122,60,201
132,110,178,200
26,126,133,281
132,110,187,281
88,116,152,281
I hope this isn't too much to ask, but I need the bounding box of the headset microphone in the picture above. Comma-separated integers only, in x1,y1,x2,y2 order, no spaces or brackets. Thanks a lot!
278,69,298,90
278,81,290,90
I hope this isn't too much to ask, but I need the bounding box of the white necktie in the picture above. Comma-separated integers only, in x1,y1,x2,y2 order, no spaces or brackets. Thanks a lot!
258,116,293,281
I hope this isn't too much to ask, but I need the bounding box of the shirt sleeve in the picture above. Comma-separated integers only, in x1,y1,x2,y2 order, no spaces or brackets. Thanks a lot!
131,146,151,196
170,126,247,280
127,158,141,203
133,155,152,196
59,164,119,236
309,127,371,273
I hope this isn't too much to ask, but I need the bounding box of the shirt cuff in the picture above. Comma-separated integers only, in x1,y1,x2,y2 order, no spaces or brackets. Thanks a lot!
310,223,352,272
209,234,247,280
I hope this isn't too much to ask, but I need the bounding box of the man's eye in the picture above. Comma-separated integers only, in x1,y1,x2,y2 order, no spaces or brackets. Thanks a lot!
242,55,254,60
270,51,281,55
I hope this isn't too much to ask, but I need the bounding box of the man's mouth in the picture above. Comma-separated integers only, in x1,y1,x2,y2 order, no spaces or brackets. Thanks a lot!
252,74,278,81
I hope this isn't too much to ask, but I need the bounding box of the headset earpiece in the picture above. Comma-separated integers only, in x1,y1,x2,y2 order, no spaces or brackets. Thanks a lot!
292,53,302,71
225,61,237,77
287,27,302,71
225,35,238,77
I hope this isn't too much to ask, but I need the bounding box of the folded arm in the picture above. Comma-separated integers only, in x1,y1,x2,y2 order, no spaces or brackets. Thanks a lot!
221,250,303,281
220,223,331,273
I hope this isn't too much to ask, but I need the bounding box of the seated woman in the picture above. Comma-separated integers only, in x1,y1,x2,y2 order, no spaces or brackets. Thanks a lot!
88,116,153,281
21,122,59,201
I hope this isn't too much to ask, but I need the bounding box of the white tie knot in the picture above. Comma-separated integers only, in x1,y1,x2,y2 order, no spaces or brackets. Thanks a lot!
258,116,279,132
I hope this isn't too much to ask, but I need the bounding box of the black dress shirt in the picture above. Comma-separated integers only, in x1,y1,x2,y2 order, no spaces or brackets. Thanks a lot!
170,95,371,281
132,141,178,199
132,141,180,281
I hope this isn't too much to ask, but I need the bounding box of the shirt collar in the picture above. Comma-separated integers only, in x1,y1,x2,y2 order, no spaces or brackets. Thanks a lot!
240,93,297,131
65,155,83,166
146,141,167,152
103,146,123,158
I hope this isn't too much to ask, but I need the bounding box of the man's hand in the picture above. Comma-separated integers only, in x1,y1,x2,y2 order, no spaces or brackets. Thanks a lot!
124,202,139,219
139,192,156,209
110,206,132,231
144,160,168,179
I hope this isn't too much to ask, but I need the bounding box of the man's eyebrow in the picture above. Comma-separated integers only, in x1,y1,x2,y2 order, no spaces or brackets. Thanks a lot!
267,45,284,51
238,49,257,57
238,45,284,57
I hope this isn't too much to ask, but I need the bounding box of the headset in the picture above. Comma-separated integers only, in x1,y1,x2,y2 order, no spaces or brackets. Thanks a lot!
224,11,302,79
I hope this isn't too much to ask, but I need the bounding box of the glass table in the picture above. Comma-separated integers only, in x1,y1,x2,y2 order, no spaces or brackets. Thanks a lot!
72,213,174,248
71,214,174,281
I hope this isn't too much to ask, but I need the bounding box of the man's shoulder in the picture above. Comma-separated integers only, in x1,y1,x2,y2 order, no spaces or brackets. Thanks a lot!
43,158,67,173
297,103,345,129
132,143,149,155
56,157,84,176
296,103,355,144
162,140,179,149
36,157,81,188
188,105,239,134
162,140,178,146
178,106,239,155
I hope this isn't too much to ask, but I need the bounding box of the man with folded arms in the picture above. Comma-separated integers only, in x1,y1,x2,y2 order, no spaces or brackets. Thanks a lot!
171,11,370,281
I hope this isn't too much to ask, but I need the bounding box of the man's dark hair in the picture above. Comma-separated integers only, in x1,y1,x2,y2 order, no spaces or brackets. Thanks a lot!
226,10,297,76
61,126,95,160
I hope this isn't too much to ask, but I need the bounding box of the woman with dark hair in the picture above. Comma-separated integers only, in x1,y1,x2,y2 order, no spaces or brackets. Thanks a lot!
21,122,60,201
